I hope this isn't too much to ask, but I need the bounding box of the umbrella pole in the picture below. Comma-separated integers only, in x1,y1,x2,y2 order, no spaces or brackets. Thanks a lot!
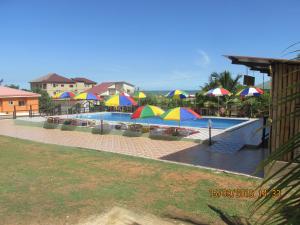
250,100,253,118
218,96,220,116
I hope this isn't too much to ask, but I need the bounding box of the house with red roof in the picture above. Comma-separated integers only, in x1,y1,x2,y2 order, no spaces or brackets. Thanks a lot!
30,73,97,97
85,81,135,97
0,86,41,114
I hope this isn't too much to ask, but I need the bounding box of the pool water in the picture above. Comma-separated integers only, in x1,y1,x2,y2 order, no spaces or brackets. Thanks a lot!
75,112,248,129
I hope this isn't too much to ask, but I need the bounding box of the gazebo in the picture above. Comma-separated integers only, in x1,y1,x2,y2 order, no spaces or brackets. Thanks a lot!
225,55,300,163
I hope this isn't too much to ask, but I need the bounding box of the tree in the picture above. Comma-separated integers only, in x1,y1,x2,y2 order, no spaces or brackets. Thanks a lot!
198,71,243,116
201,71,242,93
31,88,56,115
5,84,20,89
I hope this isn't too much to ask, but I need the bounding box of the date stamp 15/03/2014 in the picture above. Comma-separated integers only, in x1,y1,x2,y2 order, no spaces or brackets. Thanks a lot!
209,188,281,199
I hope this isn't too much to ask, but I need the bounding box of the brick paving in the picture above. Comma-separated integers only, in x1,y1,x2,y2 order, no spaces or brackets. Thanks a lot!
0,119,201,159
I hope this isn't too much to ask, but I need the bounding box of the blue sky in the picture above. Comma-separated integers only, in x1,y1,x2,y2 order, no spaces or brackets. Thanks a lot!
0,0,299,90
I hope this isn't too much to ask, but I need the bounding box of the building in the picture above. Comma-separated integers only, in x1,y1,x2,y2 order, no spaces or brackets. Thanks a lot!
86,81,135,97
225,55,300,163
0,86,40,114
30,73,97,97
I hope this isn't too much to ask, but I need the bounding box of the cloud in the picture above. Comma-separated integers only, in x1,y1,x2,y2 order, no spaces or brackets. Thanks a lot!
195,50,210,67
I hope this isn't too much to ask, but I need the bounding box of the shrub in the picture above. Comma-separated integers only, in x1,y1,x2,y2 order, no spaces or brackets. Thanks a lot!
141,126,150,133
63,120,72,125
91,124,111,134
61,124,76,131
43,122,58,129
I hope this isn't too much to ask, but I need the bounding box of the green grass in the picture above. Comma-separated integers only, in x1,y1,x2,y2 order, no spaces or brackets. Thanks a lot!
0,135,261,224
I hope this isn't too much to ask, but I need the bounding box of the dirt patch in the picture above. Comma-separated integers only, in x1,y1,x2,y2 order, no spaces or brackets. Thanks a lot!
77,206,187,225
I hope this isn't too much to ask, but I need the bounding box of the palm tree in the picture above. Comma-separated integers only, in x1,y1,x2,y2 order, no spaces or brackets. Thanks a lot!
201,71,242,93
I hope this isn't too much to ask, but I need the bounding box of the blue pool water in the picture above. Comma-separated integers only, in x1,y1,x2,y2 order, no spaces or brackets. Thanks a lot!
76,112,248,129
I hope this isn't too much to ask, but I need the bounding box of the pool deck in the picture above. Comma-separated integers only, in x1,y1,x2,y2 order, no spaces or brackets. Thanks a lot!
0,118,266,177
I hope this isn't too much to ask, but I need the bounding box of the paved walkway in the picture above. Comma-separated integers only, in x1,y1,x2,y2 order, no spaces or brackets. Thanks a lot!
0,119,266,177
0,120,199,159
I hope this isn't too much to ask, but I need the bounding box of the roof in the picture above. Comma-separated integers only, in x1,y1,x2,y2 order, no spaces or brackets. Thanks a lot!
0,86,41,98
30,73,75,83
85,82,114,95
224,55,300,74
85,81,135,95
115,81,135,87
71,77,97,84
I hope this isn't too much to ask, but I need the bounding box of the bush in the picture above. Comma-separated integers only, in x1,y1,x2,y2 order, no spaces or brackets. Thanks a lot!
61,124,76,131
141,126,150,133
63,120,72,125
43,122,58,129
91,124,111,134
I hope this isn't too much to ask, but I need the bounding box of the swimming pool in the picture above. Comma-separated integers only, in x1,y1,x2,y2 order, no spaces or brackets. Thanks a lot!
75,112,248,129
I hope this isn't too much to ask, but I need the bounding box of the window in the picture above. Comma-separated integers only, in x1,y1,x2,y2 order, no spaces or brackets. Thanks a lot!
42,84,47,89
8,101,14,106
127,89,130,93
18,101,26,106
61,84,64,87
69,84,74,88
53,83,57,87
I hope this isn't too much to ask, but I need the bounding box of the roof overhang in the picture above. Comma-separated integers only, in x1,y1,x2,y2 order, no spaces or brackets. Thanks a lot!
224,55,300,75
0,94,41,99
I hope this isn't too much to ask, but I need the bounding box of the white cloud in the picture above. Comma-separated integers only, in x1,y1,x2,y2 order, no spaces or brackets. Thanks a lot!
195,49,210,67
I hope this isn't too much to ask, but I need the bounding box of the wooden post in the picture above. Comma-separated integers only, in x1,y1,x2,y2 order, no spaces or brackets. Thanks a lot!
100,119,103,134
208,119,212,145
13,105,16,119
29,105,32,117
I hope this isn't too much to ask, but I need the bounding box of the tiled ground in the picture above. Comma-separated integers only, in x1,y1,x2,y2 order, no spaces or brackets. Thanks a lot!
0,119,200,159
0,119,266,176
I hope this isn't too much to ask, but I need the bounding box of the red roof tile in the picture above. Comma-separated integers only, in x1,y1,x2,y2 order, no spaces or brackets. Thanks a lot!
0,86,41,98
30,73,75,83
71,77,97,84
85,82,114,95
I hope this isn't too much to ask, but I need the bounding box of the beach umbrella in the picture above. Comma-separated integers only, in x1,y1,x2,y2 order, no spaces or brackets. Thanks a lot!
237,87,264,117
237,87,264,97
134,91,146,99
74,92,100,100
160,107,201,126
53,91,75,99
120,92,131,97
165,90,188,99
205,87,231,97
73,92,100,115
105,94,137,107
131,105,164,119
205,87,231,113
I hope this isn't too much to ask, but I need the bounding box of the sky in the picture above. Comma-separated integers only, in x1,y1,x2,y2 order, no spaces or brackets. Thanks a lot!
0,0,299,90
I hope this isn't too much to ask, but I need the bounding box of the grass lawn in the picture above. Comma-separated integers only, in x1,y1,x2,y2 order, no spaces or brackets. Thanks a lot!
0,135,261,224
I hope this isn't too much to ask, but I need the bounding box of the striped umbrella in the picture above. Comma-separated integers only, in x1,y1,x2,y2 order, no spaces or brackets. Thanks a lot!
105,94,137,107
134,91,146,99
237,87,264,117
237,87,264,97
165,90,188,99
205,87,231,113
120,92,131,97
161,107,201,126
205,87,231,97
53,91,75,99
131,105,164,119
74,92,100,100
